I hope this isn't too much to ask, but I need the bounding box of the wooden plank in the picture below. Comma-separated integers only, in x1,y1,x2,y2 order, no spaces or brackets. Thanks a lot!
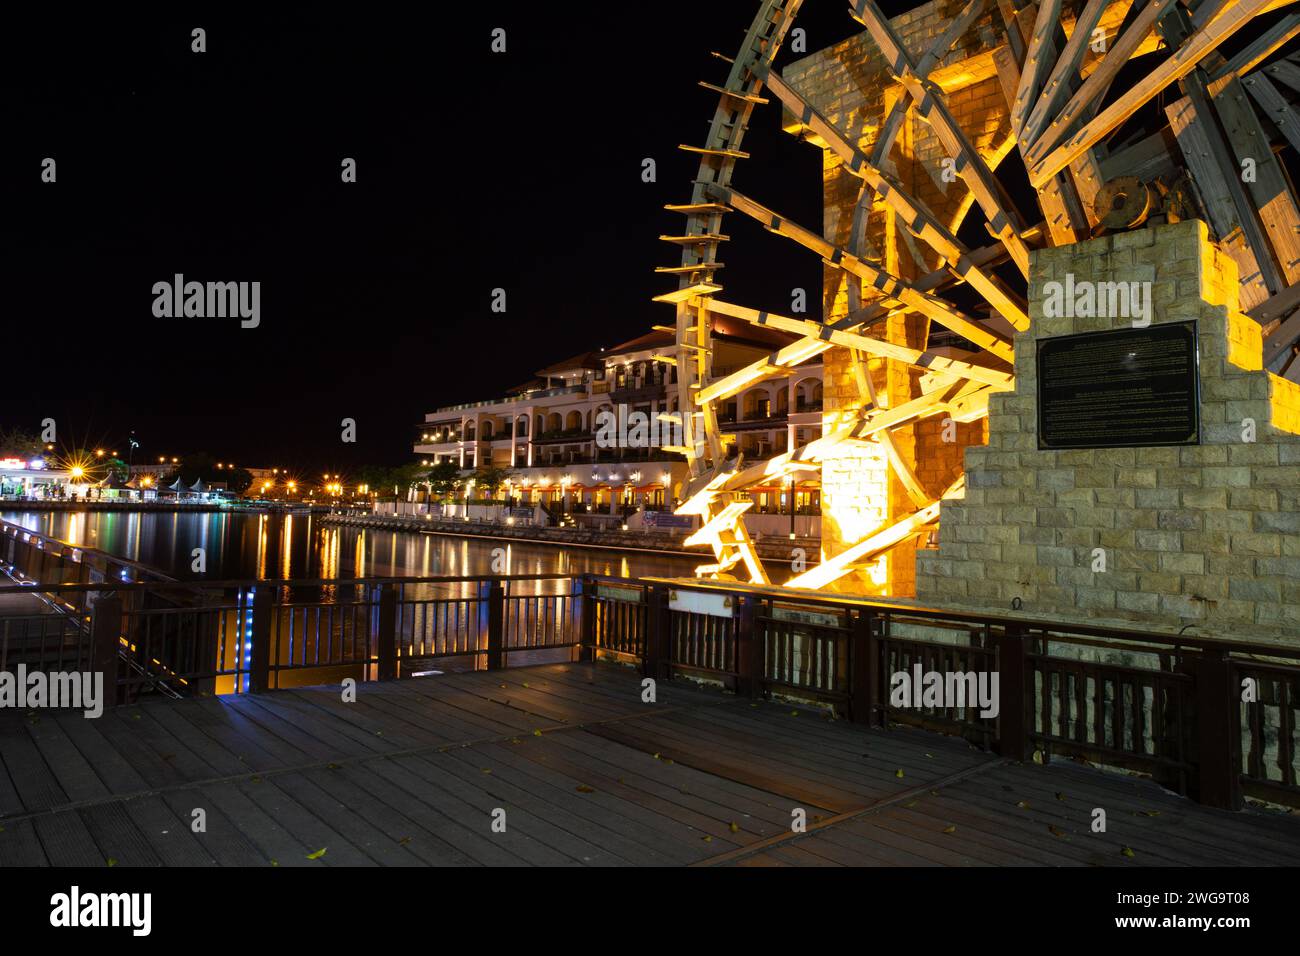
704,184,1016,360
1021,0,1110,146
78,801,166,867
1213,75,1300,283
1244,72,1300,155
1167,94,1272,308
992,39,1086,245
1210,13,1300,80
869,0,989,170
0,716,69,811
700,299,1013,386
32,809,106,866
0,818,49,866
851,0,1033,276
1028,0,1274,186
760,67,1030,328
1013,0,1064,138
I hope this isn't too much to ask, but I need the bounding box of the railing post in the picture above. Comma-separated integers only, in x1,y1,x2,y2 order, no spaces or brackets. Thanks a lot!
375,583,398,681
90,595,122,707
1193,649,1242,810
734,595,760,698
485,580,505,670
849,608,880,725
576,576,596,663
995,625,1029,761
248,586,274,693
643,584,669,679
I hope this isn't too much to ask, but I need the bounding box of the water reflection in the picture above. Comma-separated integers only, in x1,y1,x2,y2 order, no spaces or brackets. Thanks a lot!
2,510,694,584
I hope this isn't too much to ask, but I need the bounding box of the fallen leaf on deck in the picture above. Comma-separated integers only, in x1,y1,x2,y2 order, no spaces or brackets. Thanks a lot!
307,848,328,860
942,825,956,834
1047,825,1065,838
576,785,595,793
107,858,118,867
729,822,740,833
1016,801,1031,810
1120,846,1135,858
895,769,905,778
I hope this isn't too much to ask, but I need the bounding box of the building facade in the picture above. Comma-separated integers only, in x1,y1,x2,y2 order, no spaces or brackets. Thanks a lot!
413,317,825,524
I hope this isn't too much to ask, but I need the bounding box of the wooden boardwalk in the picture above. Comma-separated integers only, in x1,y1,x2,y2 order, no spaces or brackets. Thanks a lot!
0,662,1297,867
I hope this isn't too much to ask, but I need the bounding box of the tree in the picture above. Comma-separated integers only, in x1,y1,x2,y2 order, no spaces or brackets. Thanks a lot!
426,461,464,501
473,463,514,500
0,427,44,459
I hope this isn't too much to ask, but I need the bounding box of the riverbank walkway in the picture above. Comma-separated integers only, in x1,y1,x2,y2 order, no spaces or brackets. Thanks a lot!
1,661,1296,866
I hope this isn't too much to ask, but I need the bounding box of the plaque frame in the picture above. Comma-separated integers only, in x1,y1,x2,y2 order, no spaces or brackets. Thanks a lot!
1035,321,1201,450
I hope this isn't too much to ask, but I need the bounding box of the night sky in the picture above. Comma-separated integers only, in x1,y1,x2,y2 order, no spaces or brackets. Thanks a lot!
6,3,923,474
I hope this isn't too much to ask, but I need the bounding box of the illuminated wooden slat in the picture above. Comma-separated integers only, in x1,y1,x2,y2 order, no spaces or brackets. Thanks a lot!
679,144,751,160
1011,0,1062,139
660,234,730,243
869,0,987,170
698,298,1014,387
698,81,768,104
684,500,754,548
1019,0,1107,148
849,348,930,509
1209,12,1300,80
656,262,725,273
654,282,723,303
664,203,732,213
758,67,1030,329
1027,0,1273,187
850,0,1032,277
785,478,964,590
704,184,1016,362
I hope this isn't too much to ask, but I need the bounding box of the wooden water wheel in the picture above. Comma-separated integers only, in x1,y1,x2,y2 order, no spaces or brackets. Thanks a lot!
656,0,1300,590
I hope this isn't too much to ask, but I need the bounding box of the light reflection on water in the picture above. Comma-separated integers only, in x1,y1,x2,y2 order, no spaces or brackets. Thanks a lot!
1,509,695,588
4,510,700,690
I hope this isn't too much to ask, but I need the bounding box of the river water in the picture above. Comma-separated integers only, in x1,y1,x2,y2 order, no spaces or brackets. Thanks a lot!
0,509,699,582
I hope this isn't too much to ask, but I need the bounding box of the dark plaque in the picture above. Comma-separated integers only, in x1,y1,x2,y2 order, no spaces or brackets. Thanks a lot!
1037,322,1200,449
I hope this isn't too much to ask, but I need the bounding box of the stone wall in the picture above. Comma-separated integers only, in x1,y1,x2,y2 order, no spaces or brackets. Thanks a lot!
915,220,1300,638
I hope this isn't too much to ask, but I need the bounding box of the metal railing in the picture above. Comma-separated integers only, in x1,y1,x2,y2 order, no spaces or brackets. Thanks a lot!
0,559,1296,812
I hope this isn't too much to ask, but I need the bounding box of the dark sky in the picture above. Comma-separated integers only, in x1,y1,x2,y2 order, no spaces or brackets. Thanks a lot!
1,2,915,473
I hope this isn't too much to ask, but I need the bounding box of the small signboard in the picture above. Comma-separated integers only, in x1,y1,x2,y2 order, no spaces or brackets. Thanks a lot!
1037,321,1200,449
668,589,733,618
642,511,694,529
597,583,643,603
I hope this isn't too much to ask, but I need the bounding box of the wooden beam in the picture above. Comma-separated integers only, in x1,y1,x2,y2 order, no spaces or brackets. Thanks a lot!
786,476,965,590
759,66,1030,329
1024,0,1183,165
1027,0,1273,187
850,0,1033,277
704,183,1016,362
993,38,1087,245
1264,309,1300,368
1012,0,1064,139
869,0,988,170
1244,72,1300,155
1166,94,1274,308
1213,75,1300,284
1021,0,1109,148
1209,12,1300,80
699,298,1015,388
